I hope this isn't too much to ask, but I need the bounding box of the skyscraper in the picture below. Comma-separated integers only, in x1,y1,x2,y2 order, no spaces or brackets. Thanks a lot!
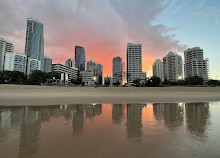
86,59,97,75
184,47,209,81
25,18,44,71
127,43,142,83
96,63,103,84
163,52,183,82
65,58,74,69
75,46,85,71
152,59,164,81
0,37,14,71
113,56,122,84
44,56,52,73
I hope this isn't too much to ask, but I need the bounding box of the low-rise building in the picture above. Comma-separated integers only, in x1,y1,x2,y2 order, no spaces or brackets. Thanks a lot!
80,71,94,86
52,64,78,84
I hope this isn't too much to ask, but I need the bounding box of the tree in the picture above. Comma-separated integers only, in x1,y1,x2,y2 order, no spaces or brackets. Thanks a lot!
208,80,220,86
184,76,204,85
145,76,161,87
27,70,46,85
0,71,27,84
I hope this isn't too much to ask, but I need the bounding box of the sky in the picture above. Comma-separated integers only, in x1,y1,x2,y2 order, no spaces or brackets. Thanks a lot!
0,0,219,79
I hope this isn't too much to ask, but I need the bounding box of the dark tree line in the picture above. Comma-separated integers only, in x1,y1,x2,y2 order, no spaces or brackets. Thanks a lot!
0,70,60,85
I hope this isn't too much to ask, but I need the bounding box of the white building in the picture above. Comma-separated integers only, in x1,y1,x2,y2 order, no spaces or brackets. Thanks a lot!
184,47,209,81
14,53,27,73
152,59,164,81
27,58,41,75
127,43,142,83
52,64,78,84
0,37,14,71
163,52,183,82
4,52,15,71
44,56,52,72
113,56,122,84
65,58,74,69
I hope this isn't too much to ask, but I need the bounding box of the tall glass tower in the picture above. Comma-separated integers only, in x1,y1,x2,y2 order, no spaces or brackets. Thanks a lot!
25,18,44,71
75,46,85,71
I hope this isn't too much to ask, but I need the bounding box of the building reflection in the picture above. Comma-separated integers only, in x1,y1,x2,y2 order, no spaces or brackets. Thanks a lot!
153,103,184,131
72,105,85,135
85,104,102,118
17,106,53,158
153,103,164,121
112,104,123,124
126,104,144,140
185,103,210,136
163,103,184,131
153,103,210,135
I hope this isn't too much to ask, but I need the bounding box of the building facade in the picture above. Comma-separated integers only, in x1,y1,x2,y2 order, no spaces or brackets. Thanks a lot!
113,56,122,84
86,59,97,75
152,59,164,82
127,43,142,83
44,56,52,73
52,64,78,84
14,53,27,73
0,37,14,71
75,46,85,71
65,58,74,69
25,19,44,71
80,71,94,85
27,58,41,75
184,47,209,81
163,52,183,82
96,64,103,84
4,52,15,71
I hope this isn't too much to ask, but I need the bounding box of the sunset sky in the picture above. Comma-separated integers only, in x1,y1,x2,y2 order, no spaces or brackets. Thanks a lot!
0,0,220,79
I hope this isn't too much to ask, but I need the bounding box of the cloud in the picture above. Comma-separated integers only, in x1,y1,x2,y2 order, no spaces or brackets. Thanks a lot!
0,0,186,76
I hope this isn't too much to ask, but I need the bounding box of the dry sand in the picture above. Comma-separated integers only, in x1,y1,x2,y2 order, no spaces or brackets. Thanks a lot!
0,84,220,106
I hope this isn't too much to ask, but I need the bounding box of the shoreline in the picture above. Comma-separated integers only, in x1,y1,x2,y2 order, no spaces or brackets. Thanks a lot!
0,84,220,106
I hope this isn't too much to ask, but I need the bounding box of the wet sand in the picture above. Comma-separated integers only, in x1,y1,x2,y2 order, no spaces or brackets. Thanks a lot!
0,84,220,106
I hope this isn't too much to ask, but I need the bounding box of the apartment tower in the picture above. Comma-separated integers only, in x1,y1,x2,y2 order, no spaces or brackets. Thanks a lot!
127,43,142,83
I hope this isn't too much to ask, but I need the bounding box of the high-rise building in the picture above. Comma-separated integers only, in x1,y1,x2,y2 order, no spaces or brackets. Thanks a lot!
65,58,74,69
44,56,52,73
127,43,142,83
27,58,41,75
163,52,183,82
25,18,44,71
152,59,164,81
86,59,97,75
0,37,14,71
184,47,209,81
113,56,122,84
14,53,27,73
75,46,85,71
96,64,103,84
4,52,15,71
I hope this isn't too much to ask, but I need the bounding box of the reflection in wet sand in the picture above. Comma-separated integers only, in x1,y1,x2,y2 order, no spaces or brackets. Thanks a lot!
0,102,217,158
126,104,145,139
185,103,210,136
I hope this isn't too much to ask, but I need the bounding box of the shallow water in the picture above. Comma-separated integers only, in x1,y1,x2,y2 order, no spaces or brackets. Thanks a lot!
0,102,220,158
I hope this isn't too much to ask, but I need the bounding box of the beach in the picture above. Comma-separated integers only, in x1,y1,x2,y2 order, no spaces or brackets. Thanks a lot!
0,84,220,106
